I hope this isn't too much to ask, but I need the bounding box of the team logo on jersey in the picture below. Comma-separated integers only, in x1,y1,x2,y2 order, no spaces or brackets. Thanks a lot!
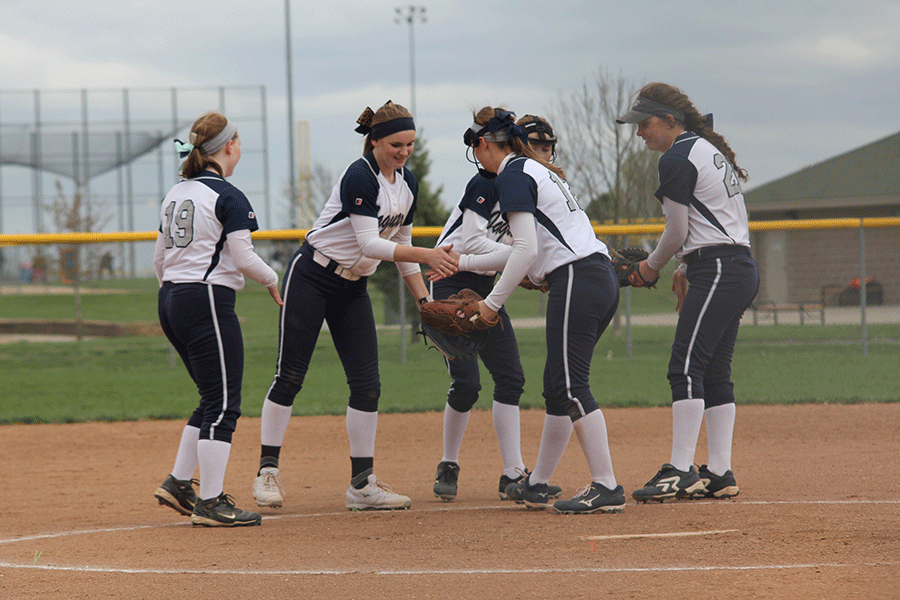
476,196,486,204
355,198,363,205
248,211,255,219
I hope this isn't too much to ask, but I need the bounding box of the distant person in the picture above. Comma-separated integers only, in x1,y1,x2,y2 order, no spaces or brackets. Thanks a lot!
616,83,759,502
32,254,47,283
98,252,114,280
251,101,457,511
153,111,283,527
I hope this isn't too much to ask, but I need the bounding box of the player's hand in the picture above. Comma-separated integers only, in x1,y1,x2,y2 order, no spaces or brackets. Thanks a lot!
475,300,497,325
672,269,687,313
638,261,660,288
268,285,284,307
426,244,458,280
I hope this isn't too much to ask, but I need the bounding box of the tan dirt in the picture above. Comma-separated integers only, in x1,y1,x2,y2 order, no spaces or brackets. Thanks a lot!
1,403,898,599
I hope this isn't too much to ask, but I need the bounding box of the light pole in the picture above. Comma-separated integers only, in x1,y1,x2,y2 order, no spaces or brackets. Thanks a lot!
394,6,426,117
285,0,297,228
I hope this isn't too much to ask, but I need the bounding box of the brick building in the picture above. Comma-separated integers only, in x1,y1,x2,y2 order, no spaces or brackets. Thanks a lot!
744,132,900,305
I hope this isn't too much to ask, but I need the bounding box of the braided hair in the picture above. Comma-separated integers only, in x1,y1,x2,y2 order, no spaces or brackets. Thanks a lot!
637,83,748,182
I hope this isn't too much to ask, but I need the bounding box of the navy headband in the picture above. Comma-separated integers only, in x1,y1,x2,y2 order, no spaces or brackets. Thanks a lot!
356,116,416,140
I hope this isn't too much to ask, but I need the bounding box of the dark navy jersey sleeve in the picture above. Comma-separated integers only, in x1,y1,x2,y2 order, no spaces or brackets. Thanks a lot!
215,186,259,234
402,167,418,226
655,152,697,206
339,158,381,218
459,174,497,221
494,165,538,215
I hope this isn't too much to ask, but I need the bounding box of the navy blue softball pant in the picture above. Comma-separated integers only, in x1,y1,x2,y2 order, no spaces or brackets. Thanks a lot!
265,244,381,412
542,253,619,420
432,272,525,413
668,246,760,407
158,282,243,443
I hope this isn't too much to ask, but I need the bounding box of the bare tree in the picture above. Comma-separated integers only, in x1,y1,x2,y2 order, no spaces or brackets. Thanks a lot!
548,67,660,231
45,180,112,341
45,180,113,280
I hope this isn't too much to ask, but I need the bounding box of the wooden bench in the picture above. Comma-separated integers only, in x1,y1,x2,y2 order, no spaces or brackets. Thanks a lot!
751,301,824,325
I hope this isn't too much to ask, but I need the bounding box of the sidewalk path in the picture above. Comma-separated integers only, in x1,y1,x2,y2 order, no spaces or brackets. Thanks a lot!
510,304,900,329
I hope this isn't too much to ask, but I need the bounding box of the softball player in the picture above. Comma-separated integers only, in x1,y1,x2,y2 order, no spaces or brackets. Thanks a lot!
153,111,283,527
446,107,625,514
252,101,458,511
616,83,759,502
430,114,569,502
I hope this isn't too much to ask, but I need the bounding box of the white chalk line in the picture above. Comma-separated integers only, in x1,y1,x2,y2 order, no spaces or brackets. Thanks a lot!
583,529,739,541
1,498,896,576
0,560,897,577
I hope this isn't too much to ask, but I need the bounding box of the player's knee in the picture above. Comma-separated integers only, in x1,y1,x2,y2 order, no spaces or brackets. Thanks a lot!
703,381,735,408
447,382,479,413
492,374,524,406
348,388,380,412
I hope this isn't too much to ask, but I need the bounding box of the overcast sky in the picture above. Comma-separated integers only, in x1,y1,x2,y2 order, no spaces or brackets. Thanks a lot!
2,0,899,232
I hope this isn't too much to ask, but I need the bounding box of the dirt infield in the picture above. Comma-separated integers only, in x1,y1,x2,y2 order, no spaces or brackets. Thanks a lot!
2,403,898,599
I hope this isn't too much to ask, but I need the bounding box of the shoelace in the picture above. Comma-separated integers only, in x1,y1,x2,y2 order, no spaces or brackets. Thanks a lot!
510,466,531,482
262,472,285,496
373,479,397,493
176,478,199,493
572,484,593,498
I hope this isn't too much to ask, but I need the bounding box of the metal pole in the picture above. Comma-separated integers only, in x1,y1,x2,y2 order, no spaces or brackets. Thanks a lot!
394,6,425,362
395,6,426,118
261,86,271,230
399,271,407,363
623,235,632,359
123,88,135,276
408,16,415,117
859,222,867,356
285,0,297,228
33,89,43,233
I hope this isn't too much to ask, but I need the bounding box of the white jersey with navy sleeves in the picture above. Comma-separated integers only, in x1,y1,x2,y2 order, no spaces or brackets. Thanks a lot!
306,153,417,277
435,173,512,276
157,170,261,290
494,155,608,282
655,132,751,258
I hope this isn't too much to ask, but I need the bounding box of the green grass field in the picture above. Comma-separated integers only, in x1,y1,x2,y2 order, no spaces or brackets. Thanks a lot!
1,274,898,424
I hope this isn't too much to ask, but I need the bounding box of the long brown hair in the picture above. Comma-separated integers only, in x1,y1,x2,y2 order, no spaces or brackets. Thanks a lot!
473,106,566,180
181,111,236,179
357,100,414,155
637,83,748,181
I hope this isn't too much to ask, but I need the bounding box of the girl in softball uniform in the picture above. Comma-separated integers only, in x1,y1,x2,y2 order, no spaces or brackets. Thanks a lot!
616,83,759,502
153,111,283,527
430,115,567,503
252,101,458,511
447,107,625,514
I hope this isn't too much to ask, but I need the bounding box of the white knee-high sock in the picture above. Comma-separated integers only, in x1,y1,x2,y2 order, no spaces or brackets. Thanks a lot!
530,414,573,484
442,404,470,463
704,403,736,475
260,399,293,447
492,401,525,476
197,439,231,500
670,398,705,471
171,425,200,481
573,409,616,489
346,407,378,458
